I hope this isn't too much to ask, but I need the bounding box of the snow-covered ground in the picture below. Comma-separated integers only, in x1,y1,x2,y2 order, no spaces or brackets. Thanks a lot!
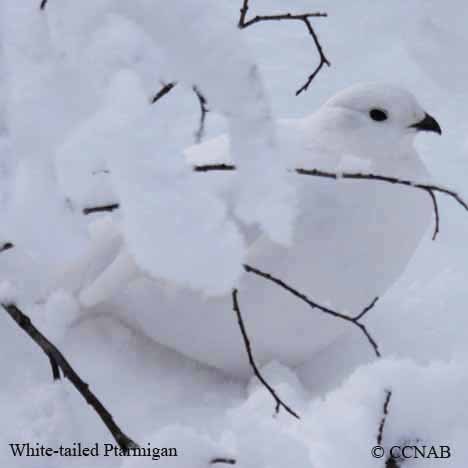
1,0,468,466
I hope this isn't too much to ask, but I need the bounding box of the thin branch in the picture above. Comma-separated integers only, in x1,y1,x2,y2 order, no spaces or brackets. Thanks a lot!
39,0,48,10
151,82,177,104
0,242,14,253
238,0,330,95
1,303,138,450
211,458,236,465
193,163,467,241
194,164,235,172
48,355,61,380
232,289,300,419
150,82,209,142
425,189,440,240
295,168,464,241
83,204,120,215
377,390,392,445
243,264,381,357
193,86,209,143
376,390,401,468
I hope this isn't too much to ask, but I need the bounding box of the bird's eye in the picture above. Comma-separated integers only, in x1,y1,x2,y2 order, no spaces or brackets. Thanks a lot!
369,108,388,122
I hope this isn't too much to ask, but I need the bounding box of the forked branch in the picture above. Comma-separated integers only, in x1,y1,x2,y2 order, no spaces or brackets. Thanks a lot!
232,289,300,419
243,264,381,357
238,0,330,94
194,163,468,241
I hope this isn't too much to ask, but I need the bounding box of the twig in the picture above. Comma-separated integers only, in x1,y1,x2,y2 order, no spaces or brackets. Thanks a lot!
295,168,460,241
238,0,330,95
48,355,61,381
1,303,138,450
194,164,235,172
376,390,401,468
151,82,177,104
150,82,209,142
425,189,439,240
193,86,209,143
0,242,14,253
211,458,236,465
243,264,381,357
193,163,467,241
83,204,120,215
377,390,392,445
39,0,48,10
232,289,300,419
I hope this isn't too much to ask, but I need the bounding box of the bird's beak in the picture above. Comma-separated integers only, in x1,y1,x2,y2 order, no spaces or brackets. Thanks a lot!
409,112,442,135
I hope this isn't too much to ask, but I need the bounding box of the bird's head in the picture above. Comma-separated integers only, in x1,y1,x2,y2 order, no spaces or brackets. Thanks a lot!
317,83,441,166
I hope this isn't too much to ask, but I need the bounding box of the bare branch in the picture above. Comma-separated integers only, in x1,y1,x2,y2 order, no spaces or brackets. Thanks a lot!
0,242,14,253
211,458,236,465
232,289,300,419
194,164,235,172
1,303,138,450
151,82,177,104
377,390,392,445
48,355,61,380
376,390,401,468
193,86,209,143
193,163,467,241
83,203,120,215
238,0,330,94
425,189,440,240
40,0,48,10
243,264,381,357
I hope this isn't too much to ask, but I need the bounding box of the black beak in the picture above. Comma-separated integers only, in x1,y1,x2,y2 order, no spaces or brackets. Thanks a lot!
409,113,442,135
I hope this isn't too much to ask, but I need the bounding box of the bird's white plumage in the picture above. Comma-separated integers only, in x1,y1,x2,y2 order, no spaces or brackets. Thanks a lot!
56,83,437,377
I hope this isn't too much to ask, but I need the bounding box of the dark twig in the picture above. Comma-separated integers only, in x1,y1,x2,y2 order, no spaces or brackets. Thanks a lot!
193,86,209,143
295,168,462,241
238,0,329,94
377,390,392,445
193,164,466,241
0,242,14,253
194,164,236,172
150,82,209,142
1,303,138,450
151,82,177,104
48,355,61,381
211,458,237,465
232,289,300,419
243,264,380,357
83,204,120,215
376,390,401,468
40,0,48,10
425,189,440,240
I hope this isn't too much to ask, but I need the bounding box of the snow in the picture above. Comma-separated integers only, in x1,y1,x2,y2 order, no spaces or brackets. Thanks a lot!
2,0,468,467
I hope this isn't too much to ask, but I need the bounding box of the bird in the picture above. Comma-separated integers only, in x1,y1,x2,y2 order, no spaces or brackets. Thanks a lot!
57,83,442,378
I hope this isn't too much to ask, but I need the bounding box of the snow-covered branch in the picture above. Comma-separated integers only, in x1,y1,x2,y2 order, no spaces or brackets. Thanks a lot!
238,0,330,95
193,163,468,241
1,302,138,451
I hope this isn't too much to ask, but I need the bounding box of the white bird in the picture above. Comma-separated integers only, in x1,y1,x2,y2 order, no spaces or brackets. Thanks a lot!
62,83,442,378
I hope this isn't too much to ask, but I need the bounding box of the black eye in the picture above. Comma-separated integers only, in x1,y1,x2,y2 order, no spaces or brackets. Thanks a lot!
369,108,388,122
